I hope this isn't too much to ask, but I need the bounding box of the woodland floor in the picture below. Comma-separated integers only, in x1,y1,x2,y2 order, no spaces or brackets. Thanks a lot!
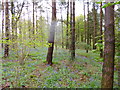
1,47,119,88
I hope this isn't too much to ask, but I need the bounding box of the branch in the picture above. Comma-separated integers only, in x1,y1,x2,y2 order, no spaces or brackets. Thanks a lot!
16,2,25,23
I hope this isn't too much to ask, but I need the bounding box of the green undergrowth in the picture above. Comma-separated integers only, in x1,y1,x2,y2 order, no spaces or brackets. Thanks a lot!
1,47,119,88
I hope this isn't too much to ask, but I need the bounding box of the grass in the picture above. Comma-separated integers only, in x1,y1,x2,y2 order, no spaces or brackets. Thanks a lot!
1,47,119,88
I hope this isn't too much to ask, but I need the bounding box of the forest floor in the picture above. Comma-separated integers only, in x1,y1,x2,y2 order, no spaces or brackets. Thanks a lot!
1,47,119,88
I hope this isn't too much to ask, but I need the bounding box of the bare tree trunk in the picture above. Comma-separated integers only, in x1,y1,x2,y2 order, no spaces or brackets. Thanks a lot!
33,0,35,35
11,1,15,49
86,0,90,53
83,0,86,43
2,0,4,48
4,0,9,58
66,0,69,49
27,2,31,39
33,0,35,48
61,7,64,48
70,0,75,60
46,0,56,66
100,2,103,58
93,3,97,49
101,4,115,88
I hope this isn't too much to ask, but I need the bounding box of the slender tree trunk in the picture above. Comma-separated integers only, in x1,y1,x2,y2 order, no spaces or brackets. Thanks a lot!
83,0,86,43
33,0,35,48
66,0,69,49
33,1,35,35
46,0,56,66
71,0,75,60
11,1,15,49
100,2,103,58
2,0,4,48
86,0,89,53
36,6,38,35
4,0,9,58
101,4,115,88
93,3,97,49
61,7,64,48
27,2,31,39
70,1,72,51
77,22,80,42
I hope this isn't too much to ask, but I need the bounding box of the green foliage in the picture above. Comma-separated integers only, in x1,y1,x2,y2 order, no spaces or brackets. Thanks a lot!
95,43,103,50
102,1,120,8
76,42,91,50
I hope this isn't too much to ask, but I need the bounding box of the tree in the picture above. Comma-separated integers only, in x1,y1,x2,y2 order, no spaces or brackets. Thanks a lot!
11,1,15,45
101,3,115,88
92,3,97,49
1,0,4,48
4,0,9,58
83,0,86,43
70,0,75,60
100,2,103,57
60,6,64,48
71,0,75,60
46,0,56,65
32,0,35,48
86,0,90,53
66,0,69,49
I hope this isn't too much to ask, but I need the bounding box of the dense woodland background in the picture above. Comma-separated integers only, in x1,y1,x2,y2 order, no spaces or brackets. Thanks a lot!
0,0,120,88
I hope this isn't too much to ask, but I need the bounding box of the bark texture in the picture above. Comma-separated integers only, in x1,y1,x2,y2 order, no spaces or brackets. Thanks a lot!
100,2,103,58
46,0,56,65
71,0,75,60
4,0,9,58
101,4,115,88
66,0,69,49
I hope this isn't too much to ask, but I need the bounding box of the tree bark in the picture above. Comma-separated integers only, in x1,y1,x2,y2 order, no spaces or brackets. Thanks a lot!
46,0,56,66
4,0,9,58
11,1,16,49
66,0,69,49
61,7,64,48
93,3,97,49
100,2,103,58
83,0,86,43
101,4,115,88
2,0,4,48
86,0,90,53
70,0,75,60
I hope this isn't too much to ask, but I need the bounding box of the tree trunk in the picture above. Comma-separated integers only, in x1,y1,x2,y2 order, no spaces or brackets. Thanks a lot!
4,0,9,58
46,0,56,66
11,1,16,49
86,1,90,53
70,0,75,60
100,2,103,58
33,0,35,35
66,0,69,49
61,7,64,48
101,4,115,88
93,3,97,49
83,0,86,43
2,0,4,48
33,0,35,48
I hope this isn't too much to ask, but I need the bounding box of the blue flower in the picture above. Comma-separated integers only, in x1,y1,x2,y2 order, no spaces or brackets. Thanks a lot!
58,78,62,81
10,69,14,71
7,73,11,76
28,65,31,67
71,72,74,74
70,77,73,81
3,69,7,72
38,86,41,88
89,77,94,81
